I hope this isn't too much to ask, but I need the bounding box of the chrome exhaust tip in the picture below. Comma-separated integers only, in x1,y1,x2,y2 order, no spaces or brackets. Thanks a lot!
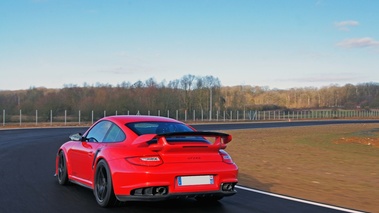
221,183,236,192
154,186,168,195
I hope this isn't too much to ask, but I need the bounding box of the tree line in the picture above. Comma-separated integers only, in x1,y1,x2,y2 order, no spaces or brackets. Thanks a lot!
1,75,379,121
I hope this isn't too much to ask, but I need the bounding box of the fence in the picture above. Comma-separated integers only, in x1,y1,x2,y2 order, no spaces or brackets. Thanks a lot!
1,109,379,127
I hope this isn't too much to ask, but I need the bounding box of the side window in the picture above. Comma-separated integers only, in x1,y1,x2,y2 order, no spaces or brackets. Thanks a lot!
85,121,112,142
103,124,126,142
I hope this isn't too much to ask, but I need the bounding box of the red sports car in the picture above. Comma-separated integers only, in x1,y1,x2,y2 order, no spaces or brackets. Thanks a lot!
55,115,238,207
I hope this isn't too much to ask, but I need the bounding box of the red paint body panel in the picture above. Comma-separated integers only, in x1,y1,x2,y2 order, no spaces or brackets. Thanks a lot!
110,160,238,195
56,115,238,202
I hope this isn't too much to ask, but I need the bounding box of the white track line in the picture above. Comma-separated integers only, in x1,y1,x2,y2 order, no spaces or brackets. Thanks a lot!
235,185,366,213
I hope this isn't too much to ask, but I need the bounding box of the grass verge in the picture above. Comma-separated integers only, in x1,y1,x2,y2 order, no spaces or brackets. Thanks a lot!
225,123,379,212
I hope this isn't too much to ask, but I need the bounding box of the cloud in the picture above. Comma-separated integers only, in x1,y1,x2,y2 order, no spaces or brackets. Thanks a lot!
336,37,379,49
334,20,359,31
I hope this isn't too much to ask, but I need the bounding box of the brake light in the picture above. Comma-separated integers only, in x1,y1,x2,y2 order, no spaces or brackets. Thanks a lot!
219,150,234,164
126,156,163,166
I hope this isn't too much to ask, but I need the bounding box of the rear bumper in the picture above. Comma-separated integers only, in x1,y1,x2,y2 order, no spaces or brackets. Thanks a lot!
116,188,237,202
109,161,238,199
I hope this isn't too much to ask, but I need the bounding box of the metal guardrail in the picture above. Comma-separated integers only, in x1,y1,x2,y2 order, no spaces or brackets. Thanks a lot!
2,109,379,127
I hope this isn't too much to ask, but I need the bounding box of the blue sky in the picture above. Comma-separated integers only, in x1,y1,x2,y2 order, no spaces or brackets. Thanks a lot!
1,0,378,90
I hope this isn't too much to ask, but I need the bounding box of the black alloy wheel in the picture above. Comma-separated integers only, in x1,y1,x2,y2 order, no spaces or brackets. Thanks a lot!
57,151,69,185
94,160,118,207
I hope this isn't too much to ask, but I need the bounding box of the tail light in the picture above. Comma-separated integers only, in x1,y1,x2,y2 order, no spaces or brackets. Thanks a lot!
126,156,163,166
219,150,234,164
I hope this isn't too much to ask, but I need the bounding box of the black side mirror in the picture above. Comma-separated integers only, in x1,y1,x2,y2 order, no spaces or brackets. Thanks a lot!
69,133,84,141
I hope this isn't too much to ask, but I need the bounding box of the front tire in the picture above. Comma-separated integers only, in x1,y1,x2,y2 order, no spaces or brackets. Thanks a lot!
94,160,118,207
57,151,69,185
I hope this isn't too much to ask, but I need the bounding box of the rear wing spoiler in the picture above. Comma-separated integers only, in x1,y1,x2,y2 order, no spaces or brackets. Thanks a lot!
132,131,232,152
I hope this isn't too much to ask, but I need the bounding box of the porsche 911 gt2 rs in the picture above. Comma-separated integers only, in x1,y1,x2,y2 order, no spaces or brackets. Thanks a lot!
55,115,238,207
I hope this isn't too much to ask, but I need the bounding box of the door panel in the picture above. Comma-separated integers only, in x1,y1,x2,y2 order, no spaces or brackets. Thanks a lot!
68,142,101,181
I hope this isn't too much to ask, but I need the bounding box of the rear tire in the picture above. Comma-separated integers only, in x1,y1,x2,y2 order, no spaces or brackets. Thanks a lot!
57,151,69,185
94,160,118,207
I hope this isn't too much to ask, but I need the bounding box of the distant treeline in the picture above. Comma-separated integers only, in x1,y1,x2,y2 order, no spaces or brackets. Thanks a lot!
1,75,379,118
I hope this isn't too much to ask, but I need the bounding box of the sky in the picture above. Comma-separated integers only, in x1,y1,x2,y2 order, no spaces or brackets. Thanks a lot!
1,0,378,91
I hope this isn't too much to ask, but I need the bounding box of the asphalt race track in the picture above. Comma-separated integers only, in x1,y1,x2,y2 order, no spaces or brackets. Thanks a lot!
1,120,373,213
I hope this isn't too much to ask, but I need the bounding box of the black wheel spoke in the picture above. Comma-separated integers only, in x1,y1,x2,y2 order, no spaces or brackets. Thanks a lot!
100,169,105,180
96,166,108,201
58,155,64,179
57,152,68,185
100,185,107,200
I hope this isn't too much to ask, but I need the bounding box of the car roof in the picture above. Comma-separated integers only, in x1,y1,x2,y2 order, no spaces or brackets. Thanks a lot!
103,115,182,125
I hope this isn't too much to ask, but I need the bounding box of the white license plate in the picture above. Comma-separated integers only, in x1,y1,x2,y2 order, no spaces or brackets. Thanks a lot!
177,175,214,186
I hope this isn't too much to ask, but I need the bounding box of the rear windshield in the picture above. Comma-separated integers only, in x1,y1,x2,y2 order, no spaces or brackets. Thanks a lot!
126,122,209,143
126,122,194,135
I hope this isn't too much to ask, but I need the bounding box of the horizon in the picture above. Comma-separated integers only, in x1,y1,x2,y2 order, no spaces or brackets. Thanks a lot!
1,0,378,91
1,76,378,92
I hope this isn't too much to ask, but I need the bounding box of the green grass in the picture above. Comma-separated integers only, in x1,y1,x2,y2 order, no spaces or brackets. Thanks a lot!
225,124,379,213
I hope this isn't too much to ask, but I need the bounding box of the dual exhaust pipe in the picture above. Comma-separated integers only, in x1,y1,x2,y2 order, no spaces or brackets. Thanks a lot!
221,182,236,192
132,186,168,196
132,182,235,196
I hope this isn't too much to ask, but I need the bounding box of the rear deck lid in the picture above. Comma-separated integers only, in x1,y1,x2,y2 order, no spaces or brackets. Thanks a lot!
132,132,232,163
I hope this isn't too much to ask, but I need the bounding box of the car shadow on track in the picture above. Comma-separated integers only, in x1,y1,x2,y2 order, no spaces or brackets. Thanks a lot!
52,181,230,213
119,199,227,212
